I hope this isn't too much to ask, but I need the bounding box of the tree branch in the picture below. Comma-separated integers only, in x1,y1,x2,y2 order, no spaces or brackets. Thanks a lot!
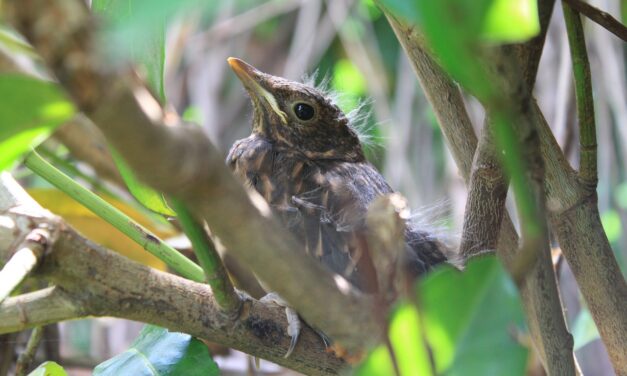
0,229,50,304
562,0,627,42
378,3,580,373
0,174,347,375
562,2,598,185
3,0,381,353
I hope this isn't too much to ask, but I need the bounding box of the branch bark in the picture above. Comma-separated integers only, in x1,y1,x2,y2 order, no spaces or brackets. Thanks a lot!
0,174,347,375
3,0,382,354
562,0,627,42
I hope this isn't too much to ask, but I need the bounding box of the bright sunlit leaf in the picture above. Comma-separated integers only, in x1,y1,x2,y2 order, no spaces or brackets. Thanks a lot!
357,257,527,375
0,74,75,171
332,59,366,113
421,257,528,375
355,304,433,376
482,0,540,42
0,128,51,172
94,325,218,376
601,209,621,243
390,304,434,376
27,361,68,376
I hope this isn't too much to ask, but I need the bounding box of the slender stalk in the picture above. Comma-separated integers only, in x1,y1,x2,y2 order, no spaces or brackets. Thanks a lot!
36,145,119,199
562,2,598,185
24,150,204,282
170,199,241,314
15,327,43,376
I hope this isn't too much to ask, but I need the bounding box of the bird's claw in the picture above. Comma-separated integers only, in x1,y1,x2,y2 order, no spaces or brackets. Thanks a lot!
260,292,302,358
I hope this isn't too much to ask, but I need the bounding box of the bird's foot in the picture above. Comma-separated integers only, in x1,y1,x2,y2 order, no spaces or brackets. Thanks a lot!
260,292,302,358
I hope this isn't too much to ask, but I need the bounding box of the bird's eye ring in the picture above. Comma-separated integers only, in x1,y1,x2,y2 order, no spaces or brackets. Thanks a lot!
293,102,315,121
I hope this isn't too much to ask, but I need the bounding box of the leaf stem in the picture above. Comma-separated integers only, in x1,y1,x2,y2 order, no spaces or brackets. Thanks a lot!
24,150,204,282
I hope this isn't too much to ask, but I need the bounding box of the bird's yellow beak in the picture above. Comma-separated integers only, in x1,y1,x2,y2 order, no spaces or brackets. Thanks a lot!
227,57,288,125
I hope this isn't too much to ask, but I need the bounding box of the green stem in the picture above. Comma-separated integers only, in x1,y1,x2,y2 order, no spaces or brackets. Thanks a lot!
36,146,119,199
24,150,204,282
563,3,597,185
171,199,241,313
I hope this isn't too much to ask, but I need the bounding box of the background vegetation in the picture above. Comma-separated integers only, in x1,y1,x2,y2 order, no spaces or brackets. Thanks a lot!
0,0,625,375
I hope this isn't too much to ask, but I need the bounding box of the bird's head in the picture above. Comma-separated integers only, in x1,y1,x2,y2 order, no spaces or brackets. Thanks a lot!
228,57,365,162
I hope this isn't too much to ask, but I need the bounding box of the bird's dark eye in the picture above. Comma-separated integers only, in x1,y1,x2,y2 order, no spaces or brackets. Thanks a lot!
293,103,315,121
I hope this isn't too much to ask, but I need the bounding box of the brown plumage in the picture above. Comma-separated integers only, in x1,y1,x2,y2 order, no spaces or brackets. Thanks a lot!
226,58,446,293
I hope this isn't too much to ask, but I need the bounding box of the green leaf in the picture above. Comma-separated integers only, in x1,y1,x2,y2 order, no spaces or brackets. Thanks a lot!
0,74,75,171
111,149,176,216
93,325,218,376
357,256,527,375
28,361,68,376
601,209,621,243
421,256,528,375
482,0,540,42
572,308,600,351
332,59,366,113
355,304,433,376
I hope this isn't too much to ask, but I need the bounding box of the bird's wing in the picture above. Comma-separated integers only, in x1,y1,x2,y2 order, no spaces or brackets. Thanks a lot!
291,161,447,291
287,161,393,292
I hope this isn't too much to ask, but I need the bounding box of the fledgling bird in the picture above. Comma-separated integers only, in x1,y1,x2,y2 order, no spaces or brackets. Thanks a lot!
226,57,447,354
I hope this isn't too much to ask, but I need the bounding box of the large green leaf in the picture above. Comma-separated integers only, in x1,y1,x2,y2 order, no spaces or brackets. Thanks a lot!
27,361,68,376
0,74,75,171
422,256,528,375
357,256,527,375
93,325,218,376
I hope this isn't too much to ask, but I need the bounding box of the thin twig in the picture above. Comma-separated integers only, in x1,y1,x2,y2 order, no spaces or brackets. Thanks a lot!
0,229,49,304
170,199,241,314
562,0,627,42
14,327,43,376
562,2,598,185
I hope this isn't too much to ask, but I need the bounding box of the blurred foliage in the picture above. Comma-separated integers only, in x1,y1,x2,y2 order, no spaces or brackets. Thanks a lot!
332,58,366,111
0,74,74,171
357,256,528,375
601,209,621,244
27,361,68,376
93,325,218,376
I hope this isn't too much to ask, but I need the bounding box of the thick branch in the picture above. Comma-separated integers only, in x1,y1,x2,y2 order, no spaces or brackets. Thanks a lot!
4,0,381,353
562,0,627,42
458,122,508,257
